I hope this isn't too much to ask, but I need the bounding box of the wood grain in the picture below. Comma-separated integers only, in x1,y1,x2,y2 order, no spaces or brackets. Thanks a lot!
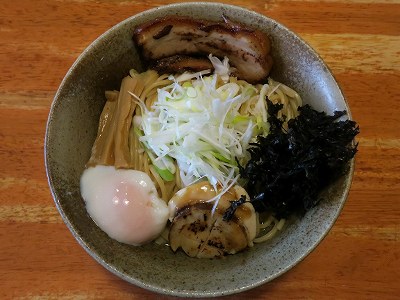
0,0,399,299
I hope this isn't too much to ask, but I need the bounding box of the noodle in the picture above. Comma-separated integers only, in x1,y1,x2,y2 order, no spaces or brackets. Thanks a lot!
149,165,169,201
87,70,176,199
236,79,300,127
259,214,275,229
88,67,301,242
254,214,286,243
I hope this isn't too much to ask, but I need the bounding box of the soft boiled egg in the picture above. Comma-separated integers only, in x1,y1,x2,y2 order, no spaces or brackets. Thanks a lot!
80,165,169,246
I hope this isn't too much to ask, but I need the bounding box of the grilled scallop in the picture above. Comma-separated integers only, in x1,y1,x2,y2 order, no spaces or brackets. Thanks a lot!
168,182,257,258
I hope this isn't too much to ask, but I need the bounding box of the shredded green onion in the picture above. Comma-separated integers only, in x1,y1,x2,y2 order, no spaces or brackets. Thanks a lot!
137,55,271,192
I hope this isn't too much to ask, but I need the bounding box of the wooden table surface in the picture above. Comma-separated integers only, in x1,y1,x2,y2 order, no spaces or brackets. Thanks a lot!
1,0,399,299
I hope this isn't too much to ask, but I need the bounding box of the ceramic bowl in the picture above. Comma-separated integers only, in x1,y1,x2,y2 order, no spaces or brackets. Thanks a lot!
45,2,354,297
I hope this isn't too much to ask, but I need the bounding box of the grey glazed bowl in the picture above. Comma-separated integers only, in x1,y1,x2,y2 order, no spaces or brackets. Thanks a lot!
45,2,354,297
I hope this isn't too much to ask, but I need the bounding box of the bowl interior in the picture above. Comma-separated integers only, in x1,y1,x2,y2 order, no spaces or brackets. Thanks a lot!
45,2,353,297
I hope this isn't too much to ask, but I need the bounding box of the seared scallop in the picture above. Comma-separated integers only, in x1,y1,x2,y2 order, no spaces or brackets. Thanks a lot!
168,182,257,258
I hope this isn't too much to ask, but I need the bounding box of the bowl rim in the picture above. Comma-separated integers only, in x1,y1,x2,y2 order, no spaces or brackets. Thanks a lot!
45,2,355,297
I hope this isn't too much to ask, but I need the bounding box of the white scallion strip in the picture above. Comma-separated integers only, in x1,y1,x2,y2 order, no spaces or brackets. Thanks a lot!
138,55,286,195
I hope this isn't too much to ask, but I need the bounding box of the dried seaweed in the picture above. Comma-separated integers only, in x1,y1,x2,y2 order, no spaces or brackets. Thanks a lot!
222,195,247,221
237,100,359,219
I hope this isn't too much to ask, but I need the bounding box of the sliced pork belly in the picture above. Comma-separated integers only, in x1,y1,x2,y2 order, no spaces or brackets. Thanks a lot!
150,55,213,74
133,16,273,83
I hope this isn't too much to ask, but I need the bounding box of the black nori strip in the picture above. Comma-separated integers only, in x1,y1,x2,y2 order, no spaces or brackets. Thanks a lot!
222,195,247,221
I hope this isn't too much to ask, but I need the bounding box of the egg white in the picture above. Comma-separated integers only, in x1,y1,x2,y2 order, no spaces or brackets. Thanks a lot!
80,165,169,246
